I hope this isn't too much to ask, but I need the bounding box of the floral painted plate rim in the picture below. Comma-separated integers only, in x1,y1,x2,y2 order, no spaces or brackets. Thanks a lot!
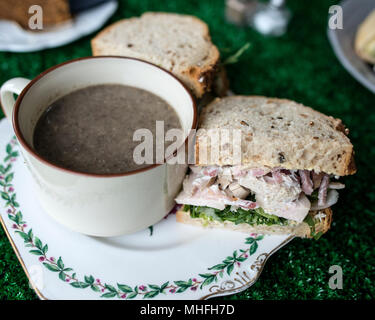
0,121,295,300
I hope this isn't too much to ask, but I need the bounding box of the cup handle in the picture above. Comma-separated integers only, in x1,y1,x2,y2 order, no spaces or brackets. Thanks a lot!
0,78,31,120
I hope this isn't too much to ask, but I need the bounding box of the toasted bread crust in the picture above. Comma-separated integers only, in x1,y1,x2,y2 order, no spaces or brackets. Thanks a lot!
176,207,333,239
212,65,230,97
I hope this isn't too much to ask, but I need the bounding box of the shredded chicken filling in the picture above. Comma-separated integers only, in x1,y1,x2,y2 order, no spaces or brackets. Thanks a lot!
175,165,344,223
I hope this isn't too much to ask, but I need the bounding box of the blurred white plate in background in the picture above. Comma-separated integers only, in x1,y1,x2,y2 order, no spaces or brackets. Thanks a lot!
0,1,117,52
327,0,375,93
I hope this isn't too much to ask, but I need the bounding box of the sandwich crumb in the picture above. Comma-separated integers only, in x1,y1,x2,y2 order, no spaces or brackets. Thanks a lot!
278,152,286,163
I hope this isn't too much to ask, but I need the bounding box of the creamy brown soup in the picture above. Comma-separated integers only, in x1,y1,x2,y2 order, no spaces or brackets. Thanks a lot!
33,84,181,174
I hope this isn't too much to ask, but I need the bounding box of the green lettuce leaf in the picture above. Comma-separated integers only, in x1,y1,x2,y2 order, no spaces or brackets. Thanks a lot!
183,205,288,227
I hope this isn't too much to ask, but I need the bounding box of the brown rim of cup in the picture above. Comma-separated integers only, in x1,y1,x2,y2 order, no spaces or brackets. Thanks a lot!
11,56,198,178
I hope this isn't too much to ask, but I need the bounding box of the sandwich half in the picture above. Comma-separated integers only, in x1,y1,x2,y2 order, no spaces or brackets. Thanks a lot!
91,12,225,98
175,96,356,239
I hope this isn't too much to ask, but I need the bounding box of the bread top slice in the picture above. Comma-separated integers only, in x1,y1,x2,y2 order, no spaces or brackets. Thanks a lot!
91,12,220,98
195,96,356,176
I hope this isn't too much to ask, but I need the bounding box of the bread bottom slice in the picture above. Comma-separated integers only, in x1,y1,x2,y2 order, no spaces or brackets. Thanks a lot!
176,207,332,238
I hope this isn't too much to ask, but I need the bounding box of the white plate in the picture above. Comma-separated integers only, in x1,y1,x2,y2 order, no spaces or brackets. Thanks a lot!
0,119,294,300
327,0,375,93
0,1,118,52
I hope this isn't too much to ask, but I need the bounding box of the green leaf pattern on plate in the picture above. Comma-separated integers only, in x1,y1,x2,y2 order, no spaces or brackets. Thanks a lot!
1,136,264,299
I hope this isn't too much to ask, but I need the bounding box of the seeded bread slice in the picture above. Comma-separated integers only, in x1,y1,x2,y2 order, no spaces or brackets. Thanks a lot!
176,207,332,239
91,12,220,98
195,96,356,176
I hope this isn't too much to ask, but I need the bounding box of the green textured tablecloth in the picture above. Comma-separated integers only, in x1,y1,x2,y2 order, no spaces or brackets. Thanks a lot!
0,0,374,300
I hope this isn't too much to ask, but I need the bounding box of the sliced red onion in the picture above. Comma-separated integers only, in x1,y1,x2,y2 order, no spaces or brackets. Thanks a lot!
202,166,221,177
249,168,267,177
263,175,276,184
328,182,345,190
312,171,324,189
318,175,330,206
231,166,248,178
235,199,258,209
299,170,314,195
311,189,338,210
272,169,284,184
